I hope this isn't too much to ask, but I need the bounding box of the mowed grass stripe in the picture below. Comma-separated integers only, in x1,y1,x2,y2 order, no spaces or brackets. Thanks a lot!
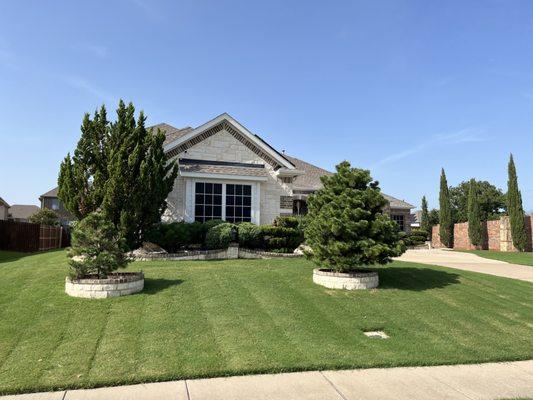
0,251,532,395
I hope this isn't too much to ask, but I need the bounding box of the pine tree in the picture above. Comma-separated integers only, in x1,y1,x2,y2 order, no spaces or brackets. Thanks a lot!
439,168,454,247
305,161,406,272
58,100,178,248
467,179,483,248
420,196,430,236
507,154,527,251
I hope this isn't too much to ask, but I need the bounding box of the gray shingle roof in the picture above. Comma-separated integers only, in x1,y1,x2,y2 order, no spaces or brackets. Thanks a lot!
284,155,333,191
8,205,40,220
285,155,414,209
40,187,58,198
150,123,193,146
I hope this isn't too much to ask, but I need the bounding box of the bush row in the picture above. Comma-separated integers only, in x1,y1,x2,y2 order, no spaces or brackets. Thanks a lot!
146,216,306,253
401,229,429,247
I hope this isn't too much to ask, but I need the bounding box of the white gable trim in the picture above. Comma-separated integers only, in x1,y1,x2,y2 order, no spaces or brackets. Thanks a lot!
164,113,295,170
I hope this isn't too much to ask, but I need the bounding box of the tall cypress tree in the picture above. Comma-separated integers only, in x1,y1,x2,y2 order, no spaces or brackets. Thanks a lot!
507,154,527,251
58,100,178,248
420,196,430,236
58,106,109,219
467,179,483,248
439,168,454,247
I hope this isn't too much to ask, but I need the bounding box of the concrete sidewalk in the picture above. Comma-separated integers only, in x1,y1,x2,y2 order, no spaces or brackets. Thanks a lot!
396,249,533,283
2,360,533,400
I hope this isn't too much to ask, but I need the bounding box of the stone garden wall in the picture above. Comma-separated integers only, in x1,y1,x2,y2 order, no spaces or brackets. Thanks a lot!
132,244,303,261
431,216,533,252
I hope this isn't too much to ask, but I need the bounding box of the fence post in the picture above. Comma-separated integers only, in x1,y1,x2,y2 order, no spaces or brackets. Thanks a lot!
59,226,63,249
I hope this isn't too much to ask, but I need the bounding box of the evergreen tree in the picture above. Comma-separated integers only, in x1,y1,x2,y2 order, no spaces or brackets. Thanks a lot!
467,179,483,247
507,154,527,251
439,168,454,247
58,106,109,219
420,196,430,235
305,161,406,272
58,100,178,248
68,212,128,279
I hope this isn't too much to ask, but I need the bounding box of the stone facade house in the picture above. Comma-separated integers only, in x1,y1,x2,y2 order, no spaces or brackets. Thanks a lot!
159,113,414,231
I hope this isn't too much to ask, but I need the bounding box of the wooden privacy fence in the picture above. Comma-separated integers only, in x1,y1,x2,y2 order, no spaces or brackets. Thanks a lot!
0,220,70,252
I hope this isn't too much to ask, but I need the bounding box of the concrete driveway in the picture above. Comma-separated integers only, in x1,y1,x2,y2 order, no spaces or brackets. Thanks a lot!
396,249,533,283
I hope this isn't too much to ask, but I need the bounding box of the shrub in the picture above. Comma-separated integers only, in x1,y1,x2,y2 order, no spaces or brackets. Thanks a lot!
273,216,300,229
403,230,428,247
305,161,406,272
237,222,263,248
68,212,128,279
259,225,303,252
28,209,59,226
205,223,235,249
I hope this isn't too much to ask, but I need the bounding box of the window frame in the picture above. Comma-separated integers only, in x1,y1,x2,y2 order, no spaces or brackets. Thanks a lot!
391,214,405,231
187,178,260,224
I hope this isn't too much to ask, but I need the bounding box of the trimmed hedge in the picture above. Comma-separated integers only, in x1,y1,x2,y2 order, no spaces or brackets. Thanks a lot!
205,223,234,249
147,217,306,253
402,229,428,247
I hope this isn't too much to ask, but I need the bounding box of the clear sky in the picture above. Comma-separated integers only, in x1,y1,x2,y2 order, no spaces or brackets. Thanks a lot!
1,0,532,211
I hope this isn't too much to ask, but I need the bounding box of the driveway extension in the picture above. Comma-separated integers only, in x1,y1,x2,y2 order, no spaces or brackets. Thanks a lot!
2,360,532,400
397,249,533,283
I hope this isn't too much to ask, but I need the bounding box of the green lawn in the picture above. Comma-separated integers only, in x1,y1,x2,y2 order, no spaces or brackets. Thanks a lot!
0,250,532,395
457,250,533,266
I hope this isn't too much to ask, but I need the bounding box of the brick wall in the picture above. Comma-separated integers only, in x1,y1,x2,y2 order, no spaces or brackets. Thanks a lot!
431,216,533,252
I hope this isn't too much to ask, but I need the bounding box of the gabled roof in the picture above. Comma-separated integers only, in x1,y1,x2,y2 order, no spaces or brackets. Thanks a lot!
149,123,194,146
286,155,414,209
162,113,296,170
40,187,58,199
0,196,9,208
8,205,40,220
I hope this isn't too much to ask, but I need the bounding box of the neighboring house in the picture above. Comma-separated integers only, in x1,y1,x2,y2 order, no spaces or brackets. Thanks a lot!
156,113,414,232
8,204,40,222
39,188,74,225
0,197,10,220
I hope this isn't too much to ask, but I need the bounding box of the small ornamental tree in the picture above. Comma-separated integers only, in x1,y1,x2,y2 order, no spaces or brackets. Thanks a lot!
507,154,527,252
439,168,454,248
305,161,406,272
420,196,430,236
467,179,483,248
28,209,59,226
68,212,128,279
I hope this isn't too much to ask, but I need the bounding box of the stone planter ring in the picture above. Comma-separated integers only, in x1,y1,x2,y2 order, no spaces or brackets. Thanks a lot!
65,272,144,298
313,268,378,290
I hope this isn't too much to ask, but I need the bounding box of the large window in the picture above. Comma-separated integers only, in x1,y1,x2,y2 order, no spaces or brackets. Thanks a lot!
195,182,222,222
391,214,405,231
225,184,252,223
194,182,252,223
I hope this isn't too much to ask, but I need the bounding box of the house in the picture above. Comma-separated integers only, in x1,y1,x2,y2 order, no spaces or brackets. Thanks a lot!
39,188,74,225
8,204,40,222
158,113,414,232
0,197,10,220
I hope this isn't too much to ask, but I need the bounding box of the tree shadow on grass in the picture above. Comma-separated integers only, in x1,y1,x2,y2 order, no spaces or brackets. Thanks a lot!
374,267,460,291
143,278,183,295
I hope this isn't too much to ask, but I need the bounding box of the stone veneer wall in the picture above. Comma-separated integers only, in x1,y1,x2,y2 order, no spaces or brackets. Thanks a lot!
431,216,533,252
133,246,302,261
165,129,292,225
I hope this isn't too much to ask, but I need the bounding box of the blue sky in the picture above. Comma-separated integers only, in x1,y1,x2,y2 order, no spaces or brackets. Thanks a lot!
1,0,532,211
